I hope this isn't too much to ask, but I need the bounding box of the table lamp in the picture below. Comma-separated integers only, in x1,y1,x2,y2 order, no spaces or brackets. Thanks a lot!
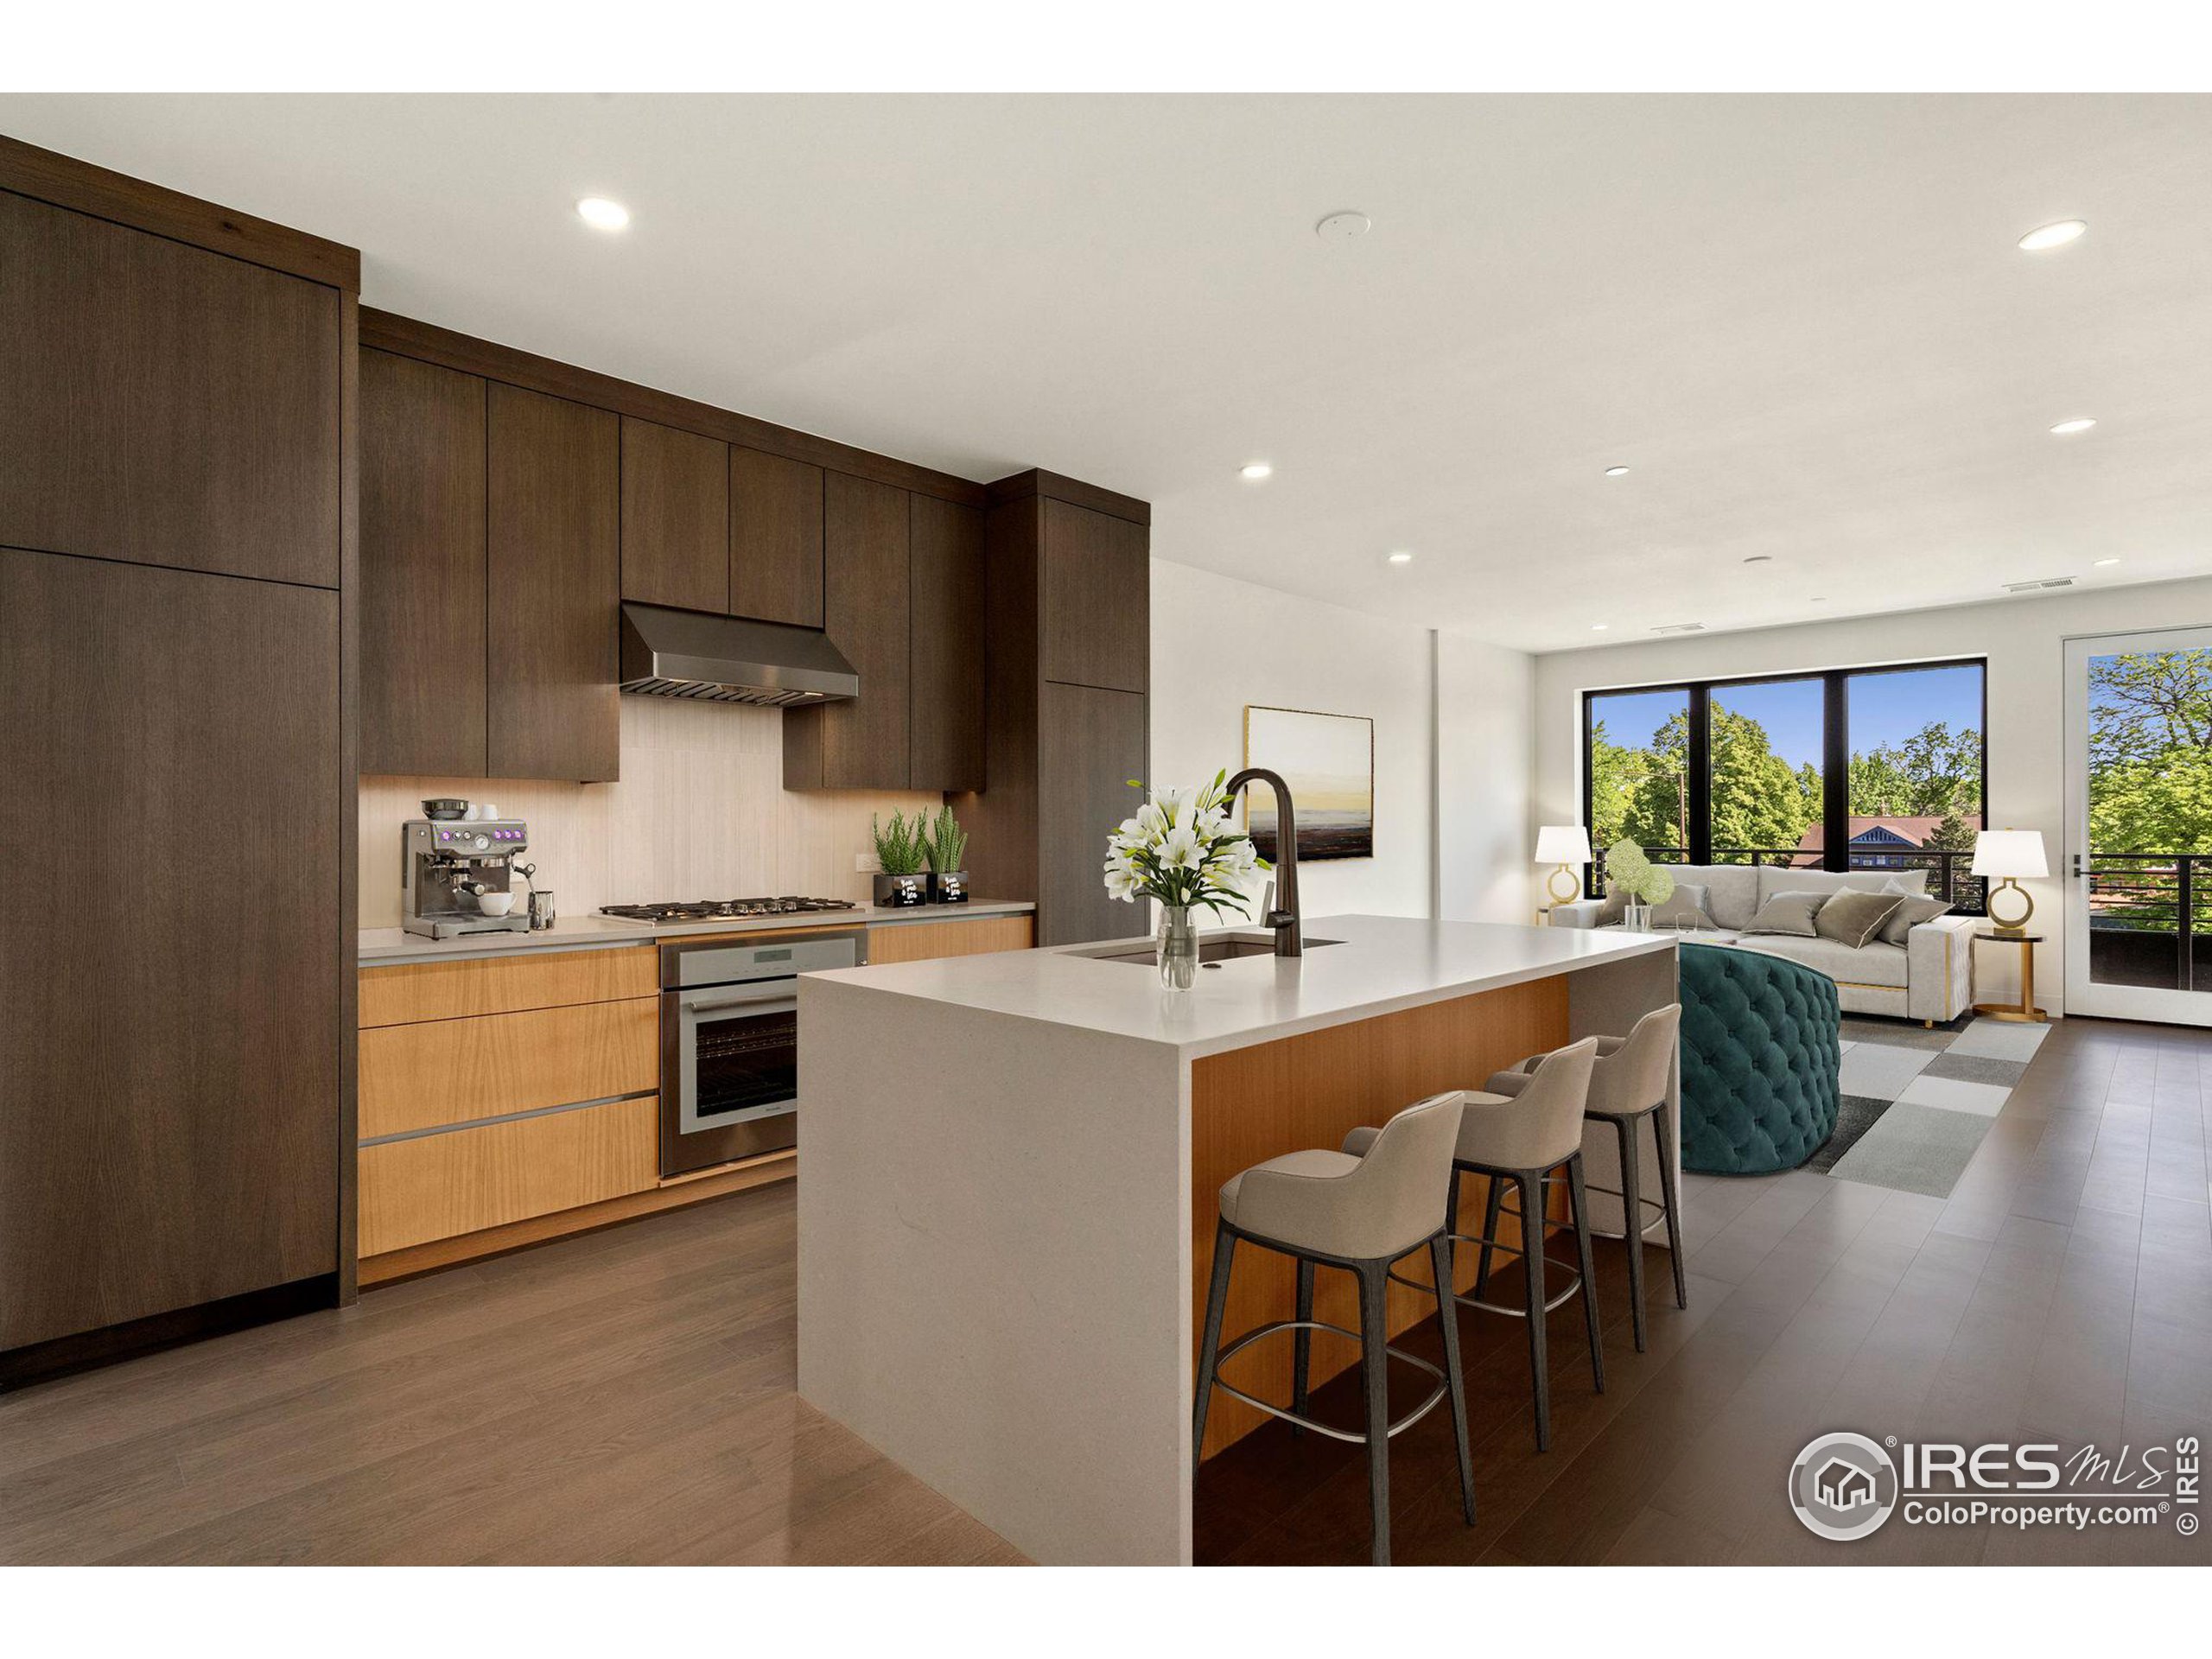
1535,825,1594,906
1972,828,2047,935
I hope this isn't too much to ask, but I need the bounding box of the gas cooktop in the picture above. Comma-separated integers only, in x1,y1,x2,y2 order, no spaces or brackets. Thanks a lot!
599,897,861,924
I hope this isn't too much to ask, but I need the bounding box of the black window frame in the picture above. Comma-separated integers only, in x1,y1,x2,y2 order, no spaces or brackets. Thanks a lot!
1580,656,1989,912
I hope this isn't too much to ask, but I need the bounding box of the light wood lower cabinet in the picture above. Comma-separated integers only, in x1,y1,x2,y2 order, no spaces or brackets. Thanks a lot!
867,914,1035,963
359,996,658,1140
359,943,655,1027
359,1096,658,1257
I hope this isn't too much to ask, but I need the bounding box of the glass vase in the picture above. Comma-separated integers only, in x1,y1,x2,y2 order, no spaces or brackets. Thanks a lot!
1157,905,1201,992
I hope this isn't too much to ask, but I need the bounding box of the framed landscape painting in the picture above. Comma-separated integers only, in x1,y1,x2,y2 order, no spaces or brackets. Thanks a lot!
1242,705,1375,861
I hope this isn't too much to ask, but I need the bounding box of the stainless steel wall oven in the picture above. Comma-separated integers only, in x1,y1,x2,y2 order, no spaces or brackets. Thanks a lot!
658,929,865,1175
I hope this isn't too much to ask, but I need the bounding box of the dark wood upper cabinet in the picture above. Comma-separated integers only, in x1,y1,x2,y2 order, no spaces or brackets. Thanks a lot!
730,446,824,628
784,473,909,790
360,350,487,777
0,550,340,1351
486,384,620,783
1039,498,1149,694
908,493,985,792
1037,683,1148,947
621,417,729,614
0,189,341,588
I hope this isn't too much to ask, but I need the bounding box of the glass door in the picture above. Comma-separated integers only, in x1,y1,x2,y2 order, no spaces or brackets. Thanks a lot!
2063,627,2212,1026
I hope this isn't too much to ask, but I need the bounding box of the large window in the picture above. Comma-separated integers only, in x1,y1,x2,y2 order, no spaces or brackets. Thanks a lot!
1583,658,1986,910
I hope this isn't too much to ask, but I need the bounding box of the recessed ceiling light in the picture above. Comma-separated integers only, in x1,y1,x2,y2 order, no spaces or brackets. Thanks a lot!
1809,596,1828,604
2050,417,2098,435
2094,557,2121,567
1743,555,1773,565
1591,623,1610,632
1239,461,1274,480
1386,551,1414,564
576,196,631,232
2018,219,2088,251
1604,466,1630,478
1315,211,1371,241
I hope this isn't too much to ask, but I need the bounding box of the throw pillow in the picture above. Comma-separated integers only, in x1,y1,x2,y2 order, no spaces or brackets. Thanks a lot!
1649,881,1714,931
1815,890,1905,949
1878,893,1954,946
1739,890,1824,938
1593,885,1630,926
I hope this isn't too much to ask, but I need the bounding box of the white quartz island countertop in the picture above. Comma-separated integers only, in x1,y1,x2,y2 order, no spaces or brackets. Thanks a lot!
797,912,1681,1566
803,912,1672,1058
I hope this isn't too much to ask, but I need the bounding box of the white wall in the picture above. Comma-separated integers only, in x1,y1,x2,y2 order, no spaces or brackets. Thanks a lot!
1149,559,1438,920
1437,633,1536,923
1148,558,1536,926
1530,575,2212,1015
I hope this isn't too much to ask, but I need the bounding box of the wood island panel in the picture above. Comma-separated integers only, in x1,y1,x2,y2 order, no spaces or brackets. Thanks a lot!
1189,976,1570,1458
359,944,657,1027
359,996,658,1141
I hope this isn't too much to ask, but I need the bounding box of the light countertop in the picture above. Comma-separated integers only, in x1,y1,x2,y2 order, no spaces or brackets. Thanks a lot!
805,912,1674,1059
359,898,1037,966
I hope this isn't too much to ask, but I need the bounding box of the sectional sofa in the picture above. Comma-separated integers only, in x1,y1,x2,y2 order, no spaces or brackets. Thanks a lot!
1551,862,1977,1025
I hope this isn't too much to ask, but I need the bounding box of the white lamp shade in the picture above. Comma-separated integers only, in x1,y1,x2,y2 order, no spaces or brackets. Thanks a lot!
1535,824,1593,866
1971,829,2048,879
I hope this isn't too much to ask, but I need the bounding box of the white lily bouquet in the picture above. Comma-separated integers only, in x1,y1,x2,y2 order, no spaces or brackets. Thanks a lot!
1104,771,1266,989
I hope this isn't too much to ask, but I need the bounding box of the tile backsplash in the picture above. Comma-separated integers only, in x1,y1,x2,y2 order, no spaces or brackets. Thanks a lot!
358,695,945,928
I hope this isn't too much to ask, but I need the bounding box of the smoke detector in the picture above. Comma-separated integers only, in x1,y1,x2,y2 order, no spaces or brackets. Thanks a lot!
1315,210,1371,242
2003,577,2075,594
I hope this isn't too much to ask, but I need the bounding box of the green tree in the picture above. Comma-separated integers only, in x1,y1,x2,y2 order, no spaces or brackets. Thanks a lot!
1588,717,1687,853
2087,650,2212,855
1651,707,1816,856
1848,721,1981,817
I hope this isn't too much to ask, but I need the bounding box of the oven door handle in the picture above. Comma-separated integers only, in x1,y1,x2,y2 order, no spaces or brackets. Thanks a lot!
681,991,798,1016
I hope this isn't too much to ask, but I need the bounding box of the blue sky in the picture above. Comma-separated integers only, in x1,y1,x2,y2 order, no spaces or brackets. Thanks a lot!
1591,664,1981,768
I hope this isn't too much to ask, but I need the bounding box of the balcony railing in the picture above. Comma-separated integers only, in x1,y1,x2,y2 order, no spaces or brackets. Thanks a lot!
2084,852,2212,993
1593,846,1987,913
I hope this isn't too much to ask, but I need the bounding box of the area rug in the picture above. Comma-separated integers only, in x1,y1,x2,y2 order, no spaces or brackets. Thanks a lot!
1812,1014,2050,1198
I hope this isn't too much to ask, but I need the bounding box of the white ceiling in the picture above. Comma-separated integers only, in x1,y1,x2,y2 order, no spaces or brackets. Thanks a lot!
4,93,2209,652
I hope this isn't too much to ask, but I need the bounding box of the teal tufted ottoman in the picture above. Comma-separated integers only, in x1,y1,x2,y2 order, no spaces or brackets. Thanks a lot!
1677,941,1840,1174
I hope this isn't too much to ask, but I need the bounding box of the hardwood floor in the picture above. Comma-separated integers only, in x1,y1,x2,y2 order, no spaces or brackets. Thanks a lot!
3,1014,2203,1567
1195,1015,2212,1565
0,1184,1020,1566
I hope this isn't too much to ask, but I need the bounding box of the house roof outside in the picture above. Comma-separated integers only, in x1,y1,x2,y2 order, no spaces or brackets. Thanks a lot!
1797,814,1983,854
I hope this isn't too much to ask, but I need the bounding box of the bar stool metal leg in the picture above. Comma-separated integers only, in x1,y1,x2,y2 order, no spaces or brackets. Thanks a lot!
1474,1177,1504,1295
1291,1258,1316,1433
1357,1263,1392,1566
1566,1153,1605,1394
1192,1219,1236,1478
1519,1173,1550,1451
1429,1233,1477,1524
1650,1103,1689,1311
1613,1116,1649,1353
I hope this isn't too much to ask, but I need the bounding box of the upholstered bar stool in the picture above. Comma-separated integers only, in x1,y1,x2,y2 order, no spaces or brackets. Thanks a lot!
1484,1006,1687,1354
1424,1038,1604,1452
1193,1091,1476,1567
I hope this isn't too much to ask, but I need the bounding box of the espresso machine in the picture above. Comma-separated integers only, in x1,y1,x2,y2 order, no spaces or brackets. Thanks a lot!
401,817,533,939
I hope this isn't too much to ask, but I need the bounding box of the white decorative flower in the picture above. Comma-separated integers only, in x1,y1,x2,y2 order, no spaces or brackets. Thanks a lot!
1159,824,1201,870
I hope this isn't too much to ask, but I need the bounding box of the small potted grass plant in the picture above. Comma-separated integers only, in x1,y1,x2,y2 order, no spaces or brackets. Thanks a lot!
1602,840,1675,931
871,810,929,907
924,805,969,904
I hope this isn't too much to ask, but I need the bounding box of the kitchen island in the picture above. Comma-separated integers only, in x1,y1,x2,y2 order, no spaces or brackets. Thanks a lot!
795,913,1677,1565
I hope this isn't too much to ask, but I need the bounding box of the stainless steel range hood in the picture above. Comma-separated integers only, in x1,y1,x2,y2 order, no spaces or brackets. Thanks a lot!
619,602,860,706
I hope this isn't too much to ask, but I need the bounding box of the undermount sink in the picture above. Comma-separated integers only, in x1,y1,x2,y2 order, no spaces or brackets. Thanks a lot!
1091,934,1342,967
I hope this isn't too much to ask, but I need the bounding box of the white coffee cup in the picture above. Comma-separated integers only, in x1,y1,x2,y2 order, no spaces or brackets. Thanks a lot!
477,891,516,917
478,803,499,821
